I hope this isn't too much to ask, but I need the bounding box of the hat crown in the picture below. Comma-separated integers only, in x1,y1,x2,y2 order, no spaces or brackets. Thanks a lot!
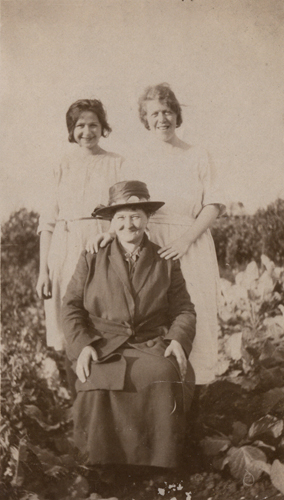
91,180,165,220
109,181,150,206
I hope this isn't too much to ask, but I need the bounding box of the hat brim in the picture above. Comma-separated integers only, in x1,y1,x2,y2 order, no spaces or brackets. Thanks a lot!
92,201,165,220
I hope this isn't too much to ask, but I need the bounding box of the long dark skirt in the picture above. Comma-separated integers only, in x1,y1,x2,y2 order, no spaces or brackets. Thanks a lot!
73,348,195,468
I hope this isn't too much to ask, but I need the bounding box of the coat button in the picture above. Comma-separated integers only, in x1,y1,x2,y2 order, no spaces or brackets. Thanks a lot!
146,340,155,347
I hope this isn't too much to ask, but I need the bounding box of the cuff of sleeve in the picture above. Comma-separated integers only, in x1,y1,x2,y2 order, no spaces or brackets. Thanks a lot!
66,332,101,361
164,332,193,358
37,222,56,234
203,201,226,217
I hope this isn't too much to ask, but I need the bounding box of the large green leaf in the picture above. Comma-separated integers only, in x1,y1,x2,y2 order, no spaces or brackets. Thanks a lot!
227,446,267,481
200,435,231,456
24,405,61,431
231,421,248,445
248,415,284,440
270,460,284,494
261,388,284,415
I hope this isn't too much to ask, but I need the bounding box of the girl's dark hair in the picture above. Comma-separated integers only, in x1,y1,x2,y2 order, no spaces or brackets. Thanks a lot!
138,83,183,130
66,99,112,142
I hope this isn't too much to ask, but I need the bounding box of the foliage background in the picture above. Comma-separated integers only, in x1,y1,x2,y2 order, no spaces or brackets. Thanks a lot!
211,199,284,269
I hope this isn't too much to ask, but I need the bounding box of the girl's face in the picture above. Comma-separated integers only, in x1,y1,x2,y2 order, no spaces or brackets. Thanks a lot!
145,99,177,143
73,111,102,152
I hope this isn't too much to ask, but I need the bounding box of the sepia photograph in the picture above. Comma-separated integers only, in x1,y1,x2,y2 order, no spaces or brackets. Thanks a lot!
1,1,284,499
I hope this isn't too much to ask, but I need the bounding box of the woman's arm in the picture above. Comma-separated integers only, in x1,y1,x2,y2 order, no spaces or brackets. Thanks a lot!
36,162,62,296
36,230,53,299
158,204,220,260
86,217,116,253
86,230,115,253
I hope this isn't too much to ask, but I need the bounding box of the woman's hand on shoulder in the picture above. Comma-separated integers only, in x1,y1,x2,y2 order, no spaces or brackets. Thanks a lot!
158,234,193,260
36,271,52,299
164,340,187,382
86,232,115,254
76,345,98,383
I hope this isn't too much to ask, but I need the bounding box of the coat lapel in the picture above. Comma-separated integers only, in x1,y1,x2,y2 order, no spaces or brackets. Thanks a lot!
132,238,156,295
108,238,132,294
108,236,156,304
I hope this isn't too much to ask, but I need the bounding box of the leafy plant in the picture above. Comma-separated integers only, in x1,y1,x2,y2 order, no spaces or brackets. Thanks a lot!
201,416,284,492
1,208,40,267
200,255,284,493
212,198,284,268
1,209,72,495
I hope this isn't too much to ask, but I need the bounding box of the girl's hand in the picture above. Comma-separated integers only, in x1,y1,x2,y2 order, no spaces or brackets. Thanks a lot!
36,271,52,299
158,234,194,260
164,340,187,382
86,232,115,254
76,345,98,383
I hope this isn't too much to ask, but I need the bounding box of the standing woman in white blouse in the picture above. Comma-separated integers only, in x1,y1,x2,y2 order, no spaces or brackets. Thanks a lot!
133,83,226,386
93,84,225,388
36,99,124,393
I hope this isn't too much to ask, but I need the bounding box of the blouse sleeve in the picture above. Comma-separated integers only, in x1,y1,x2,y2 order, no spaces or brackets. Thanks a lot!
199,149,226,216
37,161,62,234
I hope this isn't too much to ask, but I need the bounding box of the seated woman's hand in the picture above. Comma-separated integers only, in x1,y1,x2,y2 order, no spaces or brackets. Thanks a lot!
36,271,52,299
86,232,115,253
164,340,187,382
157,234,193,261
76,346,98,383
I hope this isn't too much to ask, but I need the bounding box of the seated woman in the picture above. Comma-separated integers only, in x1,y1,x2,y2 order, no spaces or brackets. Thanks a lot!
62,180,196,469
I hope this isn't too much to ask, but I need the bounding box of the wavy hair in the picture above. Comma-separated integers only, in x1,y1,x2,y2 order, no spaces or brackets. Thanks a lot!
138,83,183,130
66,99,112,143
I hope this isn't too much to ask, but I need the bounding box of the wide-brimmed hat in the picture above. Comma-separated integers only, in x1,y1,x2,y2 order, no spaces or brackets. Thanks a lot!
92,180,165,220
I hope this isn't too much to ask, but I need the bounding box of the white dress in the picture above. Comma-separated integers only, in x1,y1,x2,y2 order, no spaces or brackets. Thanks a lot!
38,148,124,351
122,140,226,384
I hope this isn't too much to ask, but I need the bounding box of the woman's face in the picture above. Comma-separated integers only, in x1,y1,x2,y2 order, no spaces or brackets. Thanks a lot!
73,111,102,151
112,208,148,248
145,99,177,143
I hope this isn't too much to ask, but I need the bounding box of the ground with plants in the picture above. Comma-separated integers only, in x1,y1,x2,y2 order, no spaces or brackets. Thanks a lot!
1,205,284,500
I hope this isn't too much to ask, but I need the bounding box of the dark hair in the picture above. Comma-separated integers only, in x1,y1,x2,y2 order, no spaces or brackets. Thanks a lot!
66,99,112,143
138,83,183,130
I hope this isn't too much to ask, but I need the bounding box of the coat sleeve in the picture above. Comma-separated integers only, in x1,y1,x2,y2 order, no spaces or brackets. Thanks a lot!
61,251,101,361
164,260,196,357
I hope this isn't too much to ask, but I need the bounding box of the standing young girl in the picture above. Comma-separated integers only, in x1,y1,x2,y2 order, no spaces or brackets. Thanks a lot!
36,99,124,366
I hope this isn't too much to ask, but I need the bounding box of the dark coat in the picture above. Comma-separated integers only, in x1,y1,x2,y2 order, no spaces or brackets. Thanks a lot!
62,236,196,380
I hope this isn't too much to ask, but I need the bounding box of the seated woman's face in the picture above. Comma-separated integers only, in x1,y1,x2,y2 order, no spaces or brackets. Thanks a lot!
112,208,148,247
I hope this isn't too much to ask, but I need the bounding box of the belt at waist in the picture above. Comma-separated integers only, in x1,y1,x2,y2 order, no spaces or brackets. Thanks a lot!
91,317,168,339
128,328,167,343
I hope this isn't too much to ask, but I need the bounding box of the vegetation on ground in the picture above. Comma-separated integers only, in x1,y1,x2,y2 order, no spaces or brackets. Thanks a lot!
1,206,284,499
